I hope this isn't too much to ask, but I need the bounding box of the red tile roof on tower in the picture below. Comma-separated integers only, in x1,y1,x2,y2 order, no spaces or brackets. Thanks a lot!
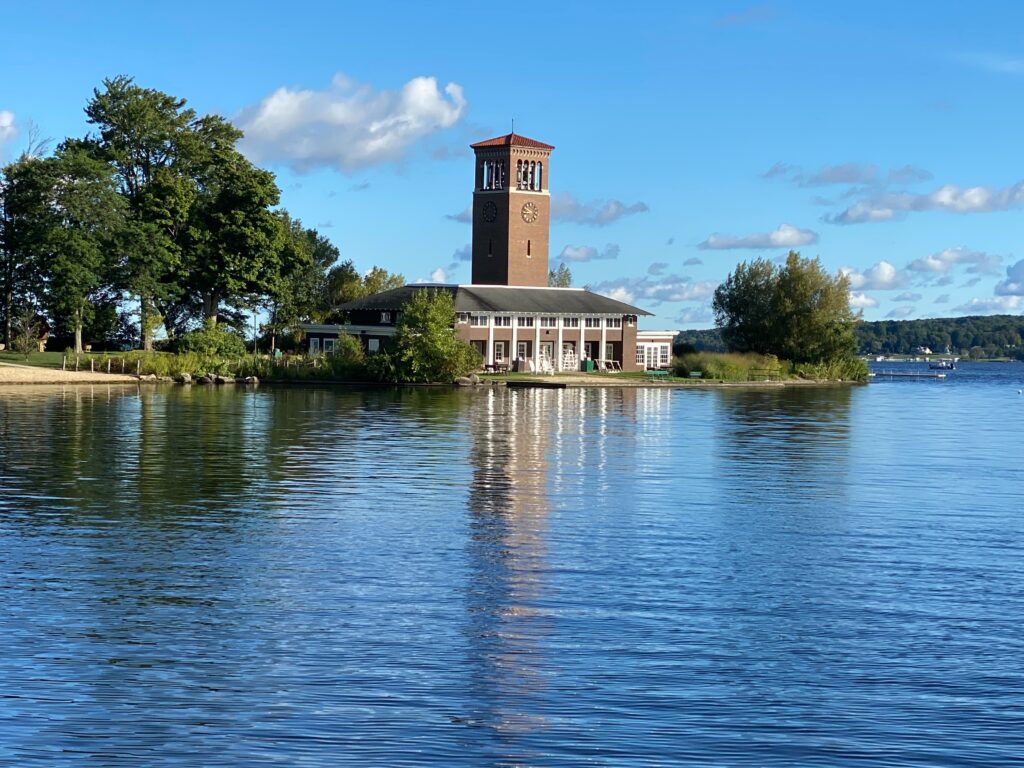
470,133,555,150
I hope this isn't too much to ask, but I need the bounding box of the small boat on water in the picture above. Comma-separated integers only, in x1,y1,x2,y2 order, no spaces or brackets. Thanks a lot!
929,359,956,370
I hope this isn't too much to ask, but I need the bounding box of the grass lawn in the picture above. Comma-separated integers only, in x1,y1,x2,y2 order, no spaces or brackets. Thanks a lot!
0,351,69,369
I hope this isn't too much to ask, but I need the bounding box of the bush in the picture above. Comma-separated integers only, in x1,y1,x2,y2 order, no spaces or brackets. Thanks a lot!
176,321,248,357
793,357,869,382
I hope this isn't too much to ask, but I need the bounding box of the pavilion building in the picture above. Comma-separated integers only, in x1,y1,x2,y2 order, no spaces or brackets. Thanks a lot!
303,132,676,372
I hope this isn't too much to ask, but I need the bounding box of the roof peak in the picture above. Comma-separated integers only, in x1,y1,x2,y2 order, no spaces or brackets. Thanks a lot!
470,133,555,150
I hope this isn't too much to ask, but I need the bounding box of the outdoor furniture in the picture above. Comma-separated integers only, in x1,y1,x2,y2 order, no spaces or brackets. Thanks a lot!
688,371,702,379
484,362,509,374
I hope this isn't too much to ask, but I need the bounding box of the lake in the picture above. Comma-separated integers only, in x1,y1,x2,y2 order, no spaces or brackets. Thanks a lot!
2,365,1023,766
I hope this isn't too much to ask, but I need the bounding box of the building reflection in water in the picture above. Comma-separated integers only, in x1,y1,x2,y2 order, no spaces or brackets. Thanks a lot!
460,386,659,752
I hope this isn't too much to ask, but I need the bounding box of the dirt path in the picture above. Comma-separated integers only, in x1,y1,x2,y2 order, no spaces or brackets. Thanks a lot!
0,361,137,385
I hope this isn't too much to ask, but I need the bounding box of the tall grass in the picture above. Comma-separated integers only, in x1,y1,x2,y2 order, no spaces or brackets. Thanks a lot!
672,352,785,381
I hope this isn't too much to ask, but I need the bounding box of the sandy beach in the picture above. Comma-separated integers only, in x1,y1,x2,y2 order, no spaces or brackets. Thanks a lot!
0,362,138,385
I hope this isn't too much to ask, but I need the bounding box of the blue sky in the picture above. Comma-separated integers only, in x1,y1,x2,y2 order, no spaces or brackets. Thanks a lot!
3,0,1024,329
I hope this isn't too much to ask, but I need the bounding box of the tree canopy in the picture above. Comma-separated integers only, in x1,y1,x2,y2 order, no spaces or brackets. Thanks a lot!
712,251,859,363
0,75,404,354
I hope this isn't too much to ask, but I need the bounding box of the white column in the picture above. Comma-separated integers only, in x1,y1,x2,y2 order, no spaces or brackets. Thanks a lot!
600,319,607,363
534,321,540,369
487,315,494,365
511,319,518,363
557,321,564,372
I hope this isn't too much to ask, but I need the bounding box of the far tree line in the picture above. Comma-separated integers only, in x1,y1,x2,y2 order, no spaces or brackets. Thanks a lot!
0,76,403,355
679,310,1024,360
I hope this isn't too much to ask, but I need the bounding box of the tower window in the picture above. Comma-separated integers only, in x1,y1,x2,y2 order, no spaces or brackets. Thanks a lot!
488,238,492,257
527,239,531,257
536,162,543,191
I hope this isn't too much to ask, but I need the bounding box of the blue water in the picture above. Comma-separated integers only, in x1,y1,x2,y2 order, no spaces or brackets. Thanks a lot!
1,368,1023,766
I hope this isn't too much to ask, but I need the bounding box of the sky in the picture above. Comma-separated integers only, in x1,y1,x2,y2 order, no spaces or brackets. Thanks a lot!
2,0,1024,330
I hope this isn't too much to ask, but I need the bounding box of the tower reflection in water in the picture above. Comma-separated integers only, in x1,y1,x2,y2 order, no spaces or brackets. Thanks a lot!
460,387,663,754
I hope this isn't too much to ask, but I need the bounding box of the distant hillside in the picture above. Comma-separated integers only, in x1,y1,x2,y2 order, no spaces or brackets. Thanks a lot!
673,315,1024,359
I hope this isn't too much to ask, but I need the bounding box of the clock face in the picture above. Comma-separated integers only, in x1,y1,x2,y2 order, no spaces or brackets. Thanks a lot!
482,201,497,223
521,201,539,223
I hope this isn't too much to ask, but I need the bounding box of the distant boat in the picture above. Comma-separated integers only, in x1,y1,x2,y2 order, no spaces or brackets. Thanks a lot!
929,359,956,370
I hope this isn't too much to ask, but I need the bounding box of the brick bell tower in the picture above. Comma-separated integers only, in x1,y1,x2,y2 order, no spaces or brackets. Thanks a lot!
470,133,554,286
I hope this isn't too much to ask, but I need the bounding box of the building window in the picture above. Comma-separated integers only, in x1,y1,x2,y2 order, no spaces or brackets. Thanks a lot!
494,316,512,327
636,347,645,365
563,317,580,328
494,341,506,362
540,316,557,327
660,345,670,366
517,341,529,359
458,313,469,323
605,343,614,361
368,338,380,353
536,162,543,191
309,337,320,355
470,315,488,327
527,239,531,257
585,317,601,328
607,317,622,329
517,316,534,327
323,338,336,354
380,311,391,324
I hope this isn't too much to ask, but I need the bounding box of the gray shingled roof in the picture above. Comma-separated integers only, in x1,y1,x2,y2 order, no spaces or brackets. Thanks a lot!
336,284,651,316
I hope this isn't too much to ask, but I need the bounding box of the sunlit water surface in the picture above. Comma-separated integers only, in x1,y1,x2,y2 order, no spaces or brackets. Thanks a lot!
2,365,1023,766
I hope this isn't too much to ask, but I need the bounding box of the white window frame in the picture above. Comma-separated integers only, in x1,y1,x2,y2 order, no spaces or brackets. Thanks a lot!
636,346,645,365
540,316,557,328
323,338,336,355
585,317,601,328
494,316,512,327
309,337,320,354
517,341,529,359
607,317,622,329
380,311,391,324
470,315,488,327
368,338,380,353
494,341,506,362
516,316,534,328
563,317,580,328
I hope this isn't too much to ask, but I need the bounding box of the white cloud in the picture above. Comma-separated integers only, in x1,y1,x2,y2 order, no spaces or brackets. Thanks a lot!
957,52,1024,75
698,223,818,250
446,204,472,223
675,305,714,324
764,162,931,188
236,73,466,173
453,244,471,262
841,261,907,290
829,181,1024,224
551,193,648,227
995,258,1024,296
558,243,620,262
894,292,923,302
848,292,878,309
886,307,914,318
907,246,1003,275
952,296,1022,314
0,111,15,147
590,273,717,306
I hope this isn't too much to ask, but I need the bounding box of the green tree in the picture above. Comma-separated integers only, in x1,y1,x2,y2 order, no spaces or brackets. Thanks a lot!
548,262,572,287
0,157,49,347
373,289,481,383
711,257,778,356
713,251,859,364
183,147,284,323
37,146,125,353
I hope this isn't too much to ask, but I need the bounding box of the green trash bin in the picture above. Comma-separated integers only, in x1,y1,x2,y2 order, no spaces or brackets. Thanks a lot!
580,359,595,372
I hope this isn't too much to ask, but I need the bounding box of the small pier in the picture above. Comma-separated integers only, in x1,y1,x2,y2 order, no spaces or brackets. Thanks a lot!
869,370,947,380
506,380,567,389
